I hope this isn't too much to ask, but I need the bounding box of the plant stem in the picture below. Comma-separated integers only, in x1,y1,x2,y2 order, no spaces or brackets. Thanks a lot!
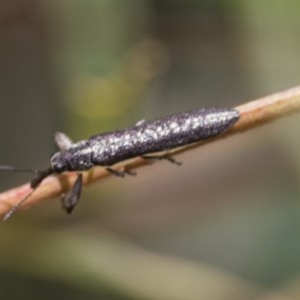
1,85,300,219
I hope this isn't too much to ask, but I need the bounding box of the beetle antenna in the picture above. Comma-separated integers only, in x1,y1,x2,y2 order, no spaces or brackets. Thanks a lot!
2,168,53,221
3,188,38,221
0,165,42,174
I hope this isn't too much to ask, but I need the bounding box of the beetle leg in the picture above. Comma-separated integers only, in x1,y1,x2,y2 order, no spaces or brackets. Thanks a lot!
142,154,182,166
53,132,73,150
105,167,136,177
61,173,83,214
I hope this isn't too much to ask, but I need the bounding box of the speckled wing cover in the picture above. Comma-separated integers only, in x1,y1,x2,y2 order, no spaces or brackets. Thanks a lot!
89,107,239,166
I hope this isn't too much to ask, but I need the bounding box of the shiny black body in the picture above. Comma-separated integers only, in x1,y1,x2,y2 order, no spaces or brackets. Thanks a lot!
50,108,239,173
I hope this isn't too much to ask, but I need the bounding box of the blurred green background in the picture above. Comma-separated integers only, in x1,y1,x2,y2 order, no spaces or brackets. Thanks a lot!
1,1,300,299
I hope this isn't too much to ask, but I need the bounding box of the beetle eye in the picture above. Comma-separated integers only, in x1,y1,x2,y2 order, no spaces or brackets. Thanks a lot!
50,153,64,170
50,155,57,166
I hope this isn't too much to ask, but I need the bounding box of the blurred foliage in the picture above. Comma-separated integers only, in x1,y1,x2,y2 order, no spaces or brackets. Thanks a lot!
1,1,300,299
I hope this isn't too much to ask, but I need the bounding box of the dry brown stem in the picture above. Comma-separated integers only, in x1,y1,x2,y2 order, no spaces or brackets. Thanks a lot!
1,86,300,219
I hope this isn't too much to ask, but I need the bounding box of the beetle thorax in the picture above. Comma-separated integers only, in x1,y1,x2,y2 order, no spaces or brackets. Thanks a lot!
50,146,94,173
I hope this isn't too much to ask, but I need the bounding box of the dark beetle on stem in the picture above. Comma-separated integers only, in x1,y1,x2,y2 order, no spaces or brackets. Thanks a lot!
0,107,239,220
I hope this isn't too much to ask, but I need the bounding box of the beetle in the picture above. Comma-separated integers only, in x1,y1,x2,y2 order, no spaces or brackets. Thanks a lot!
1,107,239,220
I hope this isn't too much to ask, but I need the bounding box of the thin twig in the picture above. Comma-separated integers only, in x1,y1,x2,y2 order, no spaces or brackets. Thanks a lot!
1,86,300,218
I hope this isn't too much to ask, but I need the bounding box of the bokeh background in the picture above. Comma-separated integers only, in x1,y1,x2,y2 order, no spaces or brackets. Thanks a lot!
1,1,300,299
